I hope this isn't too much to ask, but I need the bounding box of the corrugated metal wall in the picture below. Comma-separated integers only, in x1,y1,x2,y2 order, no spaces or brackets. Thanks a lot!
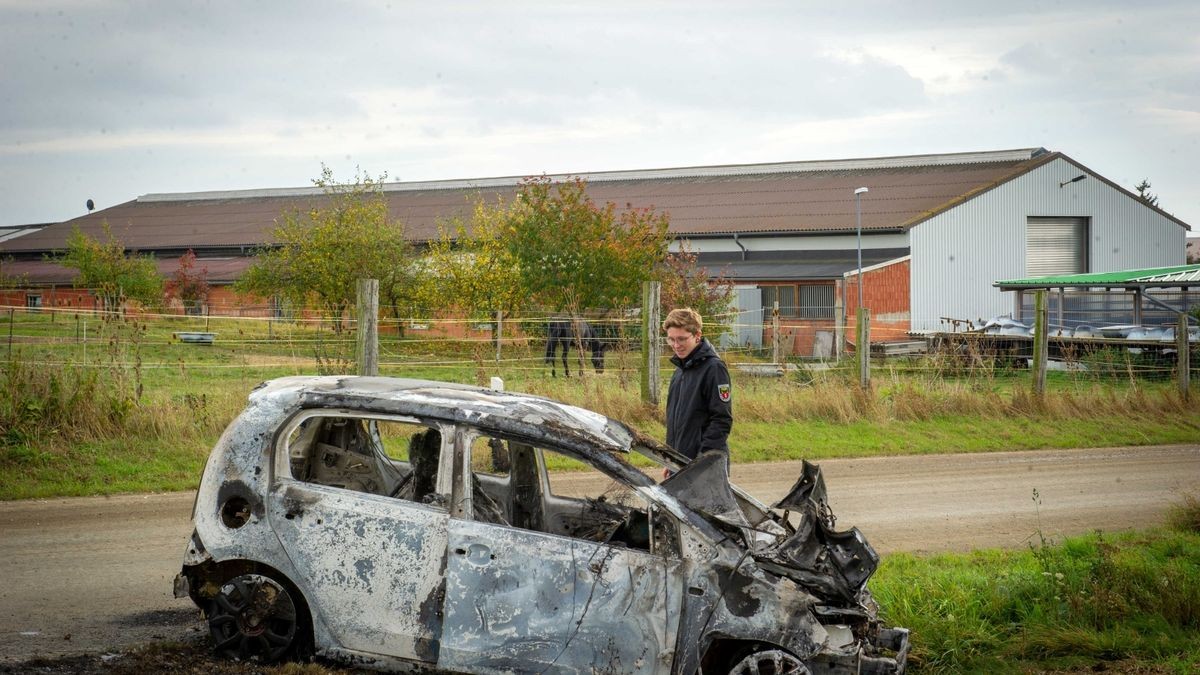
909,157,1186,332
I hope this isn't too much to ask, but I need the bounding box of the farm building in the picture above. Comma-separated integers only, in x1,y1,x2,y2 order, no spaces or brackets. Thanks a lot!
0,147,1189,355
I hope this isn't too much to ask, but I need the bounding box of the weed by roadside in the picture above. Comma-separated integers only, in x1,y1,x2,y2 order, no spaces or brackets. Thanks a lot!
1165,493,1200,534
870,495,1200,674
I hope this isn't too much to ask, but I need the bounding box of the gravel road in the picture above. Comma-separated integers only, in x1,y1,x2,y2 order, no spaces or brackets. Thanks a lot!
1,444,1197,663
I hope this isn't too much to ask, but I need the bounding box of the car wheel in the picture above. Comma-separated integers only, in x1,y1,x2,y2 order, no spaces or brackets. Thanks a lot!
207,573,303,663
727,648,810,675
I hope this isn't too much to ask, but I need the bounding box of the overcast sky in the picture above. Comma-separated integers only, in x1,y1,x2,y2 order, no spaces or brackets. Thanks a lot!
2,1,1198,235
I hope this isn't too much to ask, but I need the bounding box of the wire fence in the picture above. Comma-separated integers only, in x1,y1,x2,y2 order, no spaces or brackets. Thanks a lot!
2,299,1196,386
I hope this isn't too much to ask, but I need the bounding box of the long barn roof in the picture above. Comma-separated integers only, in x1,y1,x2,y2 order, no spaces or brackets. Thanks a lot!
3,148,1082,255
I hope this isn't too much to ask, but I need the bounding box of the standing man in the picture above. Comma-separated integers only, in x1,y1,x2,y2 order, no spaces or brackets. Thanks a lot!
663,308,733,471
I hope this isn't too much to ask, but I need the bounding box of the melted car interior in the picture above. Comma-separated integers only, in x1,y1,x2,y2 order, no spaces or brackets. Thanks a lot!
281,412,674,555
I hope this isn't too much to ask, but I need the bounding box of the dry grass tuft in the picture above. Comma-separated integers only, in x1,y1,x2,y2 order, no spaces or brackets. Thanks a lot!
1166,493,1200,534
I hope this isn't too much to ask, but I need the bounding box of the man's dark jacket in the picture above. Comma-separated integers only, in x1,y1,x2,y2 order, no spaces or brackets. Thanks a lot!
665,338,733,460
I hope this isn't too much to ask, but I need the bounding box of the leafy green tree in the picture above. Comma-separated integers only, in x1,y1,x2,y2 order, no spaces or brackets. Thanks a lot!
503,177,671,315
1135,179,1159,207
58,223,163,314
417,197,527,321
237,166,414,332
659,240,736,336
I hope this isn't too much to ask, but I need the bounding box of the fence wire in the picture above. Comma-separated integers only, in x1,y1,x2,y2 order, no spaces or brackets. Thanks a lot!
1,302,1195,383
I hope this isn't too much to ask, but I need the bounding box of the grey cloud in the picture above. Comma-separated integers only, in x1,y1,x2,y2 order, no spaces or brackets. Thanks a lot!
1,0,1197,228
0,1,379,133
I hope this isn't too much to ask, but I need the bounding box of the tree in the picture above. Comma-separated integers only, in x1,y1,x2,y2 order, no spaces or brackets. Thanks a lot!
1135,179,1159,208
164,249,211,314
417,197,527,321
659,240,736,335
503,177,671,315
236,166,415,332
58,223,163,314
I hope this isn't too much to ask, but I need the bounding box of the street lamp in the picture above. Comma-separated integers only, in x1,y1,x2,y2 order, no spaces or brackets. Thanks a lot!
854,187,869,310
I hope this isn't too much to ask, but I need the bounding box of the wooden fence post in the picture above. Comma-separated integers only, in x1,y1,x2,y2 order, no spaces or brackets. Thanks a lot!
495,310,503,363
1033,290,1048,395
857,307,871,388
834,280,844,362
1179,312,1191,401
641,281,661,405
771,301,782,365
356,279,379,376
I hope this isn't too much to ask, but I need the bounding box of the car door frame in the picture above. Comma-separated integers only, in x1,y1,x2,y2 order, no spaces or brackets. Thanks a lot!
437,428,686,675
266,409,454,664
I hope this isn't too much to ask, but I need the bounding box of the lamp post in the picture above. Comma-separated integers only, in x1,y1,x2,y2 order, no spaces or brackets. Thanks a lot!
854,187,868,309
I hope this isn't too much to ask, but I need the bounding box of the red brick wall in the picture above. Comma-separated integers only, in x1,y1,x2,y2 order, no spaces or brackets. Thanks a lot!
1,288,97,310
844,258,910,343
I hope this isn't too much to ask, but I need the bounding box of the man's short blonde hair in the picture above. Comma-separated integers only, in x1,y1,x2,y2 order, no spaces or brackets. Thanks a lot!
662,308,703,335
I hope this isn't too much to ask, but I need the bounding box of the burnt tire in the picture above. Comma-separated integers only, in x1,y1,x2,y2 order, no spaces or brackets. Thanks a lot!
727,649,810,675
207,573,305,663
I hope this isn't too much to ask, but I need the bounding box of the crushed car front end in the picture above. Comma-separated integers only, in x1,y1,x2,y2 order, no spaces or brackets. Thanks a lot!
658,451,909,674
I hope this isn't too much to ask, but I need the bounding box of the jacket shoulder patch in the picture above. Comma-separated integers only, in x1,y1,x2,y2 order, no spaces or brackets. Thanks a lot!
718,383,731,402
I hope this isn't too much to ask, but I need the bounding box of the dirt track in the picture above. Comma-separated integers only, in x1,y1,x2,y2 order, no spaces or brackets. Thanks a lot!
1,444,1197,663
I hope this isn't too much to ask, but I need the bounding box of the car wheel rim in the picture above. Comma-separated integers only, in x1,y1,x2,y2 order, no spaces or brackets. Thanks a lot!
728,649,810,675
208,573,298,662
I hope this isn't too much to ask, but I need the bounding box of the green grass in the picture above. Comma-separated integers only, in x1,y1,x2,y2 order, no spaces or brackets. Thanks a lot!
1,436,213,499
2,310,1198,500
871,521,1200,673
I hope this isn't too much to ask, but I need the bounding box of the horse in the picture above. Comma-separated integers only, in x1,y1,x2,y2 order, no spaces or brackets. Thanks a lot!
545,318,607,377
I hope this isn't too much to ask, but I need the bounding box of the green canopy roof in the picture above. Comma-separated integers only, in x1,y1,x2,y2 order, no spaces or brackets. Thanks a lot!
995,264,1200,289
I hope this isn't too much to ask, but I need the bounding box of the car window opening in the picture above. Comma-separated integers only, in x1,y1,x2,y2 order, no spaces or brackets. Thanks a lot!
283,414,673,555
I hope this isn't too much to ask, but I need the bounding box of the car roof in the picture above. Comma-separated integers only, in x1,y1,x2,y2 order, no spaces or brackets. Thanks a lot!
251,375,636,453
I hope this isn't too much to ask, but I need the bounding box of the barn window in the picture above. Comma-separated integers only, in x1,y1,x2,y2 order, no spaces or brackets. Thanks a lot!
798,284,834,319
760,285,797,317
759,284,835,319
1027,217,1088,277
26,294,42,311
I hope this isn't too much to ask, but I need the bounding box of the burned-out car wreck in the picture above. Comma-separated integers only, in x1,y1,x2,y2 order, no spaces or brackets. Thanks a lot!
175,376,908,674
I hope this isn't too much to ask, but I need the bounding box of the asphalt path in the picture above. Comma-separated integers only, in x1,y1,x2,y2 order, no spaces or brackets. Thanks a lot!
1,444,1197,662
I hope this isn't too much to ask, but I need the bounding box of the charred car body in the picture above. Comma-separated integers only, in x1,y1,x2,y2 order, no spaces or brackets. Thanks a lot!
175,376,908,674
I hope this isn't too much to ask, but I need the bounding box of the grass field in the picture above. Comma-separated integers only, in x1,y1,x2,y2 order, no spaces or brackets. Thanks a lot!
2,310,1198,500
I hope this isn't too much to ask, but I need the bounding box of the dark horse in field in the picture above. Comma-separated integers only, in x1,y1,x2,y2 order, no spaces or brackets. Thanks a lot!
545,318,607,377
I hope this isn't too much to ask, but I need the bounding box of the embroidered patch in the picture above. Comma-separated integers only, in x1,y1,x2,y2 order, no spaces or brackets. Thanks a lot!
718,383,731,402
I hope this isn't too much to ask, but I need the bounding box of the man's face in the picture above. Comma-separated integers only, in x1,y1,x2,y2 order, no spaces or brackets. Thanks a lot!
666,327,701,359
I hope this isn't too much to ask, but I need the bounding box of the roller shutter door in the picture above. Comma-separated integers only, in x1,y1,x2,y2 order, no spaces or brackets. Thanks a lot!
1027,217,1088,277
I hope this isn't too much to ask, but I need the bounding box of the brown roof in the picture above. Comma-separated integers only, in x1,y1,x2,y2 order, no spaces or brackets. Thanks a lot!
5,148,1118,255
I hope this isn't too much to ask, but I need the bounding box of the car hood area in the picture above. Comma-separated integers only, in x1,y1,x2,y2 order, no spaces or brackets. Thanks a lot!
662,453,909,673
